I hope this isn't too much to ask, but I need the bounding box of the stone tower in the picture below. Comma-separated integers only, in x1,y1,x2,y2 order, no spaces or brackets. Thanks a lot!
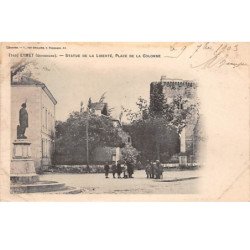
150,76,199,165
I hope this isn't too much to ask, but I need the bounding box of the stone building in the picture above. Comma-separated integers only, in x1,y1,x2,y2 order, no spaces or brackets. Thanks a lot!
150,76,199,164
90,102,108,116
11,76,57,172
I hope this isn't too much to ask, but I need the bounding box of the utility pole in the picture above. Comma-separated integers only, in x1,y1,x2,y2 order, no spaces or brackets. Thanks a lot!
86,98,91,173
86,107,90,172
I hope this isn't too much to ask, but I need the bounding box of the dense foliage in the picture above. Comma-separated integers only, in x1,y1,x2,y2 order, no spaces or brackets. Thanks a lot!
122,83,199,162
123,120,179,162
54,111,122,164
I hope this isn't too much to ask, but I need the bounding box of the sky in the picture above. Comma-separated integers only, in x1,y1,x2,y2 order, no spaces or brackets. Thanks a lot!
11,42,248,123
21,44,197,122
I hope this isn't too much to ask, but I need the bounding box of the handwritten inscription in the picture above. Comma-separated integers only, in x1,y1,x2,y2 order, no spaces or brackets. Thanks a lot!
165,43,247,70
165,43,187,59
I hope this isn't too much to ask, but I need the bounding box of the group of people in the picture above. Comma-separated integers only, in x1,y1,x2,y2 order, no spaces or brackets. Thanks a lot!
104,160,134,179
104,159,164,180
145,160,163,179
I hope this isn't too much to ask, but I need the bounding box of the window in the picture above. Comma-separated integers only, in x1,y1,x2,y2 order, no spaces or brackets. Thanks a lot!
42,107,45,128
46,139,48,157
48,112,51,132
45,109,47,129
48,140,50,157
50,113,52,132
42,139,45,157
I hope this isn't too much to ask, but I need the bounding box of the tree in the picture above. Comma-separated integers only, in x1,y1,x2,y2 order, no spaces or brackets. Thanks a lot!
54,111,122,164
11,59,33,83
149,82,165,116
121,144,138,164
98,92,106,103
101,103,108,116
80,101,84,112
123,118,180,162
123,92,199,162
10,59,50,83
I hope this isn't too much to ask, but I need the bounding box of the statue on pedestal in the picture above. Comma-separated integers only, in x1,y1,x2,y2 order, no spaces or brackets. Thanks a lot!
17,102,28,139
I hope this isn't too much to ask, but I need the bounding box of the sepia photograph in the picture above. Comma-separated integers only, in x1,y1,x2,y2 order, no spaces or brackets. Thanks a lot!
0,42,249,200
8,44,205,195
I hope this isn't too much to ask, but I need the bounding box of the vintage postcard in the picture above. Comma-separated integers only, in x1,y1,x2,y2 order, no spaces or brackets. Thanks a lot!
0,42,249,201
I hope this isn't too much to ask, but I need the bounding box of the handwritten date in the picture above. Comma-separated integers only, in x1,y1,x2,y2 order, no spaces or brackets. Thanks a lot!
165,43,247,70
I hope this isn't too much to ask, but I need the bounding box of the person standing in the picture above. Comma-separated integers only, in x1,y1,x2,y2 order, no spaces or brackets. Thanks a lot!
111,161,117,178
123,163,128,178
137,160,142,170
127,160,133,178
126,160,131,178
145,160,151,178
131,162,134,178
150,161,155,179
104,162,110,178
155,160,163,179
116,161,122,178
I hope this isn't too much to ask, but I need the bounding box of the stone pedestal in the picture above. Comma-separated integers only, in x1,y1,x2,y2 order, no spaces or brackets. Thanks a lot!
179,155,188,167
179,127,187,167
10,139,39,184
10,139,67,193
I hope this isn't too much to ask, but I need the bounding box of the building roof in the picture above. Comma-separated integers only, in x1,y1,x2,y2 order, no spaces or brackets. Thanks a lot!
90,102,107,110
11,76,57,105
151,76,196,88
159,76,195,82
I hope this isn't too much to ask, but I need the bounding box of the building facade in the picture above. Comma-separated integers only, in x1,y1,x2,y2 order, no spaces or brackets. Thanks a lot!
11,76,57,172
90,102,108,116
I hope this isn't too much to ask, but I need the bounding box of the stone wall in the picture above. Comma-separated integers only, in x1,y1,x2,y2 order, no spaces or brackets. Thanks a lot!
93,146,120,163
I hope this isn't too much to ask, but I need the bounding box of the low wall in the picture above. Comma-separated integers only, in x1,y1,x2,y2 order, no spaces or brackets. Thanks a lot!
46,163,199,174
47,165,105,173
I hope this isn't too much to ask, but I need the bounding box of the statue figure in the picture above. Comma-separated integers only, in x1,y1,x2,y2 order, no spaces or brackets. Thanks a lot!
17,102,28,139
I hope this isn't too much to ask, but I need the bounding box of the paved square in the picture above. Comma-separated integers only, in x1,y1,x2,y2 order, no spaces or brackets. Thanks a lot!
40,169,200,194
